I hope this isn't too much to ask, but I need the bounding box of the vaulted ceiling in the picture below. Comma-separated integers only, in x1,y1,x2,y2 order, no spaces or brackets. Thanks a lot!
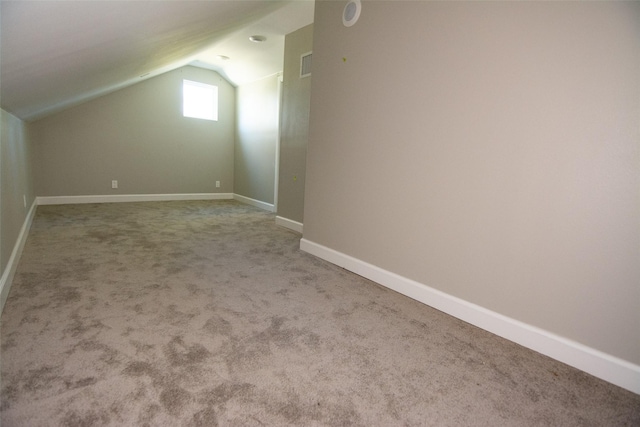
1,0,314,122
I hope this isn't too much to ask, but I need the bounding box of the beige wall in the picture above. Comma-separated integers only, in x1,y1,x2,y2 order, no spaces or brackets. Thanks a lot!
32,66,235,196
234,75,279,204
1,109,34,274
304,1,640,364
277,24,313,224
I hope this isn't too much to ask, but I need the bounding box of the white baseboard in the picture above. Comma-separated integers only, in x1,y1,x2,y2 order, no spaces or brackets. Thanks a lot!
0,200,38,314
275,216,303,233
233,194,275,212
299,238,640,395
36,193,234,205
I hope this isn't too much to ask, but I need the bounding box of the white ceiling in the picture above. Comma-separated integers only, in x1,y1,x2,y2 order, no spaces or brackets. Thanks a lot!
1,0,314,122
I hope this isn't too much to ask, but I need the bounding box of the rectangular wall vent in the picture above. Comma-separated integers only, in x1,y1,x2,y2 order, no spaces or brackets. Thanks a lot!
300,52,312,78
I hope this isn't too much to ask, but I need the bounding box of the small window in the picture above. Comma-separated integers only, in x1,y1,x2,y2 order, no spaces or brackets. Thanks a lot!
183,79,218,121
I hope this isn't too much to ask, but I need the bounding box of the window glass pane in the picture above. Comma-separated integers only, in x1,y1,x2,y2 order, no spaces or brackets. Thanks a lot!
183,80,218,121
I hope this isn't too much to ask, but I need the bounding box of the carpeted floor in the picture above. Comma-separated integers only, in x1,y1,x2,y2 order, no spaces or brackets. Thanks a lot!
1,200,638,426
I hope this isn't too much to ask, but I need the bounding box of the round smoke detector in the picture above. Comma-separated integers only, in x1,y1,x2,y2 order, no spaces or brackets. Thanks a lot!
342,0,361,27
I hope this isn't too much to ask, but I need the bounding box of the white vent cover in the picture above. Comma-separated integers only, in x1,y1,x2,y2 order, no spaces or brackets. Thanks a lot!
300,52,312,78
343,0,361,27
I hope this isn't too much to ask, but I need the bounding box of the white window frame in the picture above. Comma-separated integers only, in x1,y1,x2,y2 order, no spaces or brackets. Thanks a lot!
183,79,218,121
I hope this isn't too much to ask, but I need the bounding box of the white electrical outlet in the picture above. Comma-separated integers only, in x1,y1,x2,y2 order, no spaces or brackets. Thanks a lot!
112,180,118,189
216,181,220,188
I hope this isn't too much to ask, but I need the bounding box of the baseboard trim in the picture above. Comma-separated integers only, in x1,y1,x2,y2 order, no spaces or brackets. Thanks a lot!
233,194,275,212
299,238,640,395
36,193,234,205
275,216,303,233
0,200,38,315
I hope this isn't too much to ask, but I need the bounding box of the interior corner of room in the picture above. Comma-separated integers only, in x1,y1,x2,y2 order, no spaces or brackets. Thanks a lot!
1,0,638,404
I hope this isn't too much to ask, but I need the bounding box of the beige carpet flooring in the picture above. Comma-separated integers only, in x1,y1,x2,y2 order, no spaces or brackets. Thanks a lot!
1,200,638,426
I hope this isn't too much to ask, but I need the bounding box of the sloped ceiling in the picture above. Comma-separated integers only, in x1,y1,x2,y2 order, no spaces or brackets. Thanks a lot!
1,0,314,122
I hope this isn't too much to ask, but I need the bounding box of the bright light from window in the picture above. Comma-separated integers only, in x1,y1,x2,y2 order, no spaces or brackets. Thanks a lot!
183,80,218,121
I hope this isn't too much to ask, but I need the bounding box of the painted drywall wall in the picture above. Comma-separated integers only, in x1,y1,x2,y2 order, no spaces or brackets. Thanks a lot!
234,75,279,205
32,66,235,196
277,24,313,224
304,0,640,366
1,109,34,273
